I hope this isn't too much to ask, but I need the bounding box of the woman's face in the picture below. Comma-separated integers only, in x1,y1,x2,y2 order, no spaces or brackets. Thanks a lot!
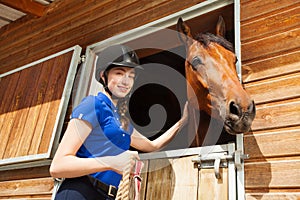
103,66,136,98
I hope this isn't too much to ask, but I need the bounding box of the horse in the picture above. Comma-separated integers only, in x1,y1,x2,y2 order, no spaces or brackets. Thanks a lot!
177,17,256,146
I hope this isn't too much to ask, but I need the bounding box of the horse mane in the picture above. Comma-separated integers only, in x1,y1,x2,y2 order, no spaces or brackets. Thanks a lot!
195,32,234,52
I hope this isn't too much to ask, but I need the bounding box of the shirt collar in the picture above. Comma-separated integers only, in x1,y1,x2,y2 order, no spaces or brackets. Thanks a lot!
97,92,117,112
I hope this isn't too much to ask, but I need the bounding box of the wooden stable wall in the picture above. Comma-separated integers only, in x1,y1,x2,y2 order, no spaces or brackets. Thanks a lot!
0,0,206,199
241,0,300,199
1,0,300,199
0,0,205,75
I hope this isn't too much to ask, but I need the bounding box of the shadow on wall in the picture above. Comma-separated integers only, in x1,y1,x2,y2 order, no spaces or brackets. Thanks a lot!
244,131,271,200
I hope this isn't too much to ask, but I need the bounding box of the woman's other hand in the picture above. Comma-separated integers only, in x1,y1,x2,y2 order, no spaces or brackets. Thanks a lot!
96,150,140,175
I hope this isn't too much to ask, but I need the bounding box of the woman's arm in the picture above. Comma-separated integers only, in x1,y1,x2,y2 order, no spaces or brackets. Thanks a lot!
131,102,189,152
50,119,138,178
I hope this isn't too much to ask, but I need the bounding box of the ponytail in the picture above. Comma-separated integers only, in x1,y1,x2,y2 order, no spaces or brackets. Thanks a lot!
117,98,130,131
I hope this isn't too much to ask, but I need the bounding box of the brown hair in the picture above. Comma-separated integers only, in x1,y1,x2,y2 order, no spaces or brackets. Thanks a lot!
117,98,130,131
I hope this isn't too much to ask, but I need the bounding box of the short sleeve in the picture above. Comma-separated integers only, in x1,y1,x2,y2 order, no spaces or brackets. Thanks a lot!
71,96,100,129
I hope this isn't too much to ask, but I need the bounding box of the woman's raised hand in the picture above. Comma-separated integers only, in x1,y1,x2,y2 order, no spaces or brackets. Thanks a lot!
180,101,189,127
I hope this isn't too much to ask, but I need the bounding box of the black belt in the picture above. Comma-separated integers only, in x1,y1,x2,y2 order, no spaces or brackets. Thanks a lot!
87,175,118,198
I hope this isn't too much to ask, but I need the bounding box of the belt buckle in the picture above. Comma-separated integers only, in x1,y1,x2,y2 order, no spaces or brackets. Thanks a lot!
108,185,116,197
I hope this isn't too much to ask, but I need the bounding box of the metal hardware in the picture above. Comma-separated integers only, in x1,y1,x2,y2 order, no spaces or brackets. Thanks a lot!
192,151,249,179
234,149,249,170
79,55,86,64
214,158,221,179
108,185,117,197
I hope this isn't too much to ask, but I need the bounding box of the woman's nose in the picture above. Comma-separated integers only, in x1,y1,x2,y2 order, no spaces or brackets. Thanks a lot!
121,75,131,85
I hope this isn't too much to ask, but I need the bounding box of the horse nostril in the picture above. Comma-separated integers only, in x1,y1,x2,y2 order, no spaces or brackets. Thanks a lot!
249,100,256,115
229,101,241,116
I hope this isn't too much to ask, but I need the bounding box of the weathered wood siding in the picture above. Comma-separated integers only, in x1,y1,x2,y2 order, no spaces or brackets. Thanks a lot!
0,0,205,199
0,0,205,75
0,166,52,199
0,51,73,161
241,0,300,199
1,0,299,199
139,157,228,199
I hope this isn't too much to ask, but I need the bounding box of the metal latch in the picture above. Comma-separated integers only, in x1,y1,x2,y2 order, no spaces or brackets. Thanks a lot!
192,151,249,179
78,55,86,64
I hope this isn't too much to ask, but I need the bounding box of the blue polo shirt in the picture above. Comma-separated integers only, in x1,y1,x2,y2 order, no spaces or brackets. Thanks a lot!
71,92,133,187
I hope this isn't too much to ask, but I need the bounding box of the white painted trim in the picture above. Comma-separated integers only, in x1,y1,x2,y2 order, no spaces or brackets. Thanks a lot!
0,153,48,166
228,142,237,200
234,0,246,199
139,144,229,160
0,45,81,77
47,45,82,158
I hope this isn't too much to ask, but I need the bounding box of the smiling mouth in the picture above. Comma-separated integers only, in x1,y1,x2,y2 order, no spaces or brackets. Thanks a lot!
118,86,129,92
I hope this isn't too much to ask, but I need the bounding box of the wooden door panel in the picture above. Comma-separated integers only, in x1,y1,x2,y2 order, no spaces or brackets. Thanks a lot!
0,46,81,166
137,145,233,199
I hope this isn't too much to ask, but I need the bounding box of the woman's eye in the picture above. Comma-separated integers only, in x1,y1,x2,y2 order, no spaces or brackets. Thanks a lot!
116,72,124,76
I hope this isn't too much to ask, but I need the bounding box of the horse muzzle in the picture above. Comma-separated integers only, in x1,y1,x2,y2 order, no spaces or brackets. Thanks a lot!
224,100,256,135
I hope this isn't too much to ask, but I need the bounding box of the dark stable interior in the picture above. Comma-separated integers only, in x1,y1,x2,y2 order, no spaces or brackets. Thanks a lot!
127,4,235,149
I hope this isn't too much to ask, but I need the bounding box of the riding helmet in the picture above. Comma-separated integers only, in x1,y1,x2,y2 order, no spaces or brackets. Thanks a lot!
95,44,142,83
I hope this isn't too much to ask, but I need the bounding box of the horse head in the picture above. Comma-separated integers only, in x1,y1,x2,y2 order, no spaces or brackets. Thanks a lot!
177,17,256,135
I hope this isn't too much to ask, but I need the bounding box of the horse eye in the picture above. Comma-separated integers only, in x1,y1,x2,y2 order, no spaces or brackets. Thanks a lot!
190,56,203,70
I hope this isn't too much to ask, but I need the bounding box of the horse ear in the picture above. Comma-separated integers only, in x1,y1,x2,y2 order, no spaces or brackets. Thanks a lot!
177,17,193,46
216,16,226,37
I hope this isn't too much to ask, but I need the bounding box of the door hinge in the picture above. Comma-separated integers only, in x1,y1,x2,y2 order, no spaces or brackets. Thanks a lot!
78,55,86,64
191,151,249,179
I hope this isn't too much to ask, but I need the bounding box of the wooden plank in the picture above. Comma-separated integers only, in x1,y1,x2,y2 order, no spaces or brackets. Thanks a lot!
145,158,175,199
244,72,300,104
0,177,53,197
78,0,205,48
0,195,51,199
145,156,198,199
28,52,72,155
199,168,228,200
0,72,20,158
27,58,57,155
251,98,300,131
37,52,73,154
245,157,300,189
0,0,74,37
242,50,300,83
244,126,300,159
241,0,299,22
246,192,300,200
241,5,300,42
0,166,50,182
0,49,74,161
0,0,204,74
2,64,42,159
0,0,46,17
241,27,300,62
1,65,40,159
170,156,199,199
0,0,139,57
2,52,72,158
14,61,53,157
0,0,167,65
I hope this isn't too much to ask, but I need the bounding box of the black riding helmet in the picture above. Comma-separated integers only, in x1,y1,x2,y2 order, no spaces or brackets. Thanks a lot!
95,44,142,96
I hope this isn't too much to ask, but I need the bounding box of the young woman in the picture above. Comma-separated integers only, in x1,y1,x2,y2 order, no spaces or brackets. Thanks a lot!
49,44,188,200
